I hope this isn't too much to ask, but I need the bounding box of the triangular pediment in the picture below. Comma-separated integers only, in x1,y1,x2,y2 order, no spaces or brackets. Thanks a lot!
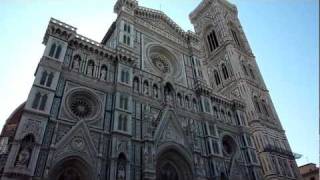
135,8,186,39
52,121,98,166
154,109,187,147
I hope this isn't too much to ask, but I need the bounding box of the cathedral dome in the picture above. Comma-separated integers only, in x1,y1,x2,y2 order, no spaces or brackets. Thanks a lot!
1,102,25,138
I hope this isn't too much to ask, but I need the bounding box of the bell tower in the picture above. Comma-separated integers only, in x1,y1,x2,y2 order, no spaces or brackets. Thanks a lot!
190,0,302,179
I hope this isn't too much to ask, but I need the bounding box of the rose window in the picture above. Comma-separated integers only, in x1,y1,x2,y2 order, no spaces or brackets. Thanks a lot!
151,54,170,74
70,98,92,118
66,90,100,120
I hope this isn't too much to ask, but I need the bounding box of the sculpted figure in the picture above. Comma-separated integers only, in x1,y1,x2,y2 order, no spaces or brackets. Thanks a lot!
16,148,30,167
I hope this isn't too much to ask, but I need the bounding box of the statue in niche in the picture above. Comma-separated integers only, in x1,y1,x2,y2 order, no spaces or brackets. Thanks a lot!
153,86,158,98
100,66,107,80
143,82,149,95
72,56,81,72
87,63,94,77
117,163,126,180
16,148,31,167
133,79,139,92
143,146,153,166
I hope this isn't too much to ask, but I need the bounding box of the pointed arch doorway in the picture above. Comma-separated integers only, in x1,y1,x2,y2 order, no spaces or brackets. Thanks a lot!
48,156,93,180
156,147,193,180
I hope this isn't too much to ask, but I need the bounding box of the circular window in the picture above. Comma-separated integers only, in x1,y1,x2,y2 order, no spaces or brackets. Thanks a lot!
147,45,179,77
222,135,237,156
150,54,170,74
66,89,100,120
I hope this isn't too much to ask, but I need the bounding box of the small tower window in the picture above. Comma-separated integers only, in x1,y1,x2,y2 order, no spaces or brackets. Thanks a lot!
32,92,41,109
54,45,62,59
118,114,128,131
242,64,248,76
40,71,48,85
32,92,48,111
49,43,56,57
39,94,47,110
122,22,132,46
119,95,129,110
231,29,241,46
46,73,54,87
120,69,130,84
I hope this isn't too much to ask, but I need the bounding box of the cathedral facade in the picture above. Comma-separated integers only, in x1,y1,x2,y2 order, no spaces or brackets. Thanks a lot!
0,0,301,180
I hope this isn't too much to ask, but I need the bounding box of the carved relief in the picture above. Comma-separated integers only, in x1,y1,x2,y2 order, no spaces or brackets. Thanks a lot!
20,119,42,142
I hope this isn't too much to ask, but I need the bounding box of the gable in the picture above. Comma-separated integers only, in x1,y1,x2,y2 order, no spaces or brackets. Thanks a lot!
52,121,98,167
154,109,188,147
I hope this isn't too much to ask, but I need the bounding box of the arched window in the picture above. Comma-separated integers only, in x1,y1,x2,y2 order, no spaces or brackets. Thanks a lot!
32,92,41,109
221,64,229,79
231,29,241,46
49,43,56,57
46,73,54,87
242,64,248,76
214,70,221,85
143,81,149,95
40,71,48,85
54,45,62,59
207,30,219,52
39,94,47,111
133,77,139,92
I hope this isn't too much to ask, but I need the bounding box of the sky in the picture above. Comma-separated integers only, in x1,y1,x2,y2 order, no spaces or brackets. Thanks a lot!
0,0,318,166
